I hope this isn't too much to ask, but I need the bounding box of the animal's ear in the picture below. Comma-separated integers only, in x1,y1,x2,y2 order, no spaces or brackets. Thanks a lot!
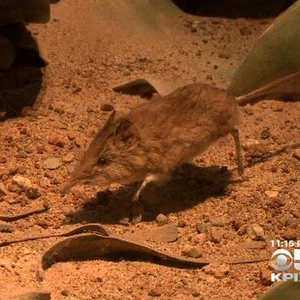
114,117,140,145
103,110,116,129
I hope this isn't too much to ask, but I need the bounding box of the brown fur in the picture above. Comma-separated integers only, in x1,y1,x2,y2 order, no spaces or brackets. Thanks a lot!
61,83,239,194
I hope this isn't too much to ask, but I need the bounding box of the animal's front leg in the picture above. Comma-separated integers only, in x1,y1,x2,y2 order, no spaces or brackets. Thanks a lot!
132,174,169,202
231,127,244,175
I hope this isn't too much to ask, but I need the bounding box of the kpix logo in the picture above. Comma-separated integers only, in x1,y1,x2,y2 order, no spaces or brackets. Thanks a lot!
270,249,300,282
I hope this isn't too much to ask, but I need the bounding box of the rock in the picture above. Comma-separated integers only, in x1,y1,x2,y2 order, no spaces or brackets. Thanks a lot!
148,289,162,297
8,183,23,193
293,149,300,161
156,213,168,224
242,240,267,250
269,198,285,209
208,227,223,243
100,103,114,112
43,157,62,170
260,268,272,286
203,264,230,279
261,128,271,139
0,183,8,197
48,135,66,148
240,26,252,36
20,106,35,117
177,219,186,228
282,228,298,240
149,224,178,243
61,289,70,296
62,153,74,163
0,156,7,163
0,36,16,71
17,150,28,158
0,259,13,271
196,222,207,234
25,186,41,199
209,217,224,227
218,52,231,59
12,175,32,190
247,224,265,241
244,143,270,160
191,291,201,297
181,247,203,258
237,224,248,236
191,25,197,33
67,132,76,141
285,217,297,228
265,190,279,198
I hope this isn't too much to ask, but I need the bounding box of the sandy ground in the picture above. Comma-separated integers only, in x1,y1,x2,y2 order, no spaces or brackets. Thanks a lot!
0,1,300,299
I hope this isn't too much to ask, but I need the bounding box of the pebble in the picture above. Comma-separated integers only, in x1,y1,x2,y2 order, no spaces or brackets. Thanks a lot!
293,149,300,161
0,259,13,271
218,52,231,59
101,103,114,111
260,268,272,286
12,175,32,190
0,156,7,163
191,291,201,298
269,198,285,209
181,247,203,258
48,135,66,148
260,128,271,139
43,157,62,170
17,150,28,158
25,186,41,199
61,289,70,296
196,222,207,234
177,219,186,228
282,228,298,240
156,213,168,224
62,153,74,163
150,224,178,243
240,26,252,36
203,264,229,279
237,224,248,236
208,228,223,243
265,190,279,198
247,224,265,241
285,217,297,228
209,217,224,227
67,132,76,141
148,289,162,297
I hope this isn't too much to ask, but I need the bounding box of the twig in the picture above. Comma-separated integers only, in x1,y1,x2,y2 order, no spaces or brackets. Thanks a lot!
0,203,49,222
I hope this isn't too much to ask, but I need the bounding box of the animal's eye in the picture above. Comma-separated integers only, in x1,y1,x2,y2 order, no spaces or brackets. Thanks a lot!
96,157,108,166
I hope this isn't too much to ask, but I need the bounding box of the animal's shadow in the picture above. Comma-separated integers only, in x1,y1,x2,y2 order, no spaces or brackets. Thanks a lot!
0,23,45,119
67,163,232,225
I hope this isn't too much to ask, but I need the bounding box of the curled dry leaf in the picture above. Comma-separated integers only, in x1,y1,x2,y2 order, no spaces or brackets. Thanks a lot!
41,233,209,270
112,77,186,97
260,276,300,300
229,1,300,100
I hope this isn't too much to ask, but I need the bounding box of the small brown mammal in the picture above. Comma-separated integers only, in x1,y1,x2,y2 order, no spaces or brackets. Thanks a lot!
61,83,244,200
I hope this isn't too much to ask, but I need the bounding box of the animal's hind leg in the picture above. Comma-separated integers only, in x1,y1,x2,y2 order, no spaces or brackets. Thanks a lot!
132,173,169,202
231,127,244,175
